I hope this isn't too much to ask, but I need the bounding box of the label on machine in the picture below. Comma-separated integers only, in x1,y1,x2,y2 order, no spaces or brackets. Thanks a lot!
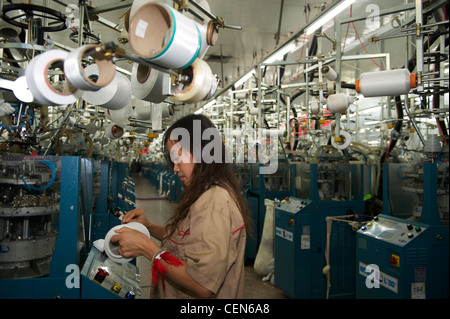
359,262,399,293
411,282,426,299
300,234,310,249
275,227,293,242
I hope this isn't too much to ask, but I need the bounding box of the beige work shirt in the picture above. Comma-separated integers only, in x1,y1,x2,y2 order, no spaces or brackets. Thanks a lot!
151,185,246,299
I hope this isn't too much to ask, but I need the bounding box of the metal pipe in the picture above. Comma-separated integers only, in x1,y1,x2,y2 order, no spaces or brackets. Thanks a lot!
339,3,416,24
258,64,263,131
16,104,23,126
281,81,320,89
188,0,242,30
85,42,179,77
230,91,234,130
78,0,85,47
317,33,324,114
286,95,290,148
401,20,449,31
421,77,449,82
415,0,424,91
124,54,179,77
275,0,285,45
277,66,281,128
404,96,425,145
334,15,342,93
371,29,435,42
335,113,341,140
305,47,311,133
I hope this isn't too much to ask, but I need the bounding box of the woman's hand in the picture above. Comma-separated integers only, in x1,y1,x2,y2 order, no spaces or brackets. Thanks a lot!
111,226,212,298
110,227,152,258
122,208,149,227
122,207,166,241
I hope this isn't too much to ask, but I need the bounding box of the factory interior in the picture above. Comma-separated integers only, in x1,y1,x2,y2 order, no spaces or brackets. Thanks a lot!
0,0,449,302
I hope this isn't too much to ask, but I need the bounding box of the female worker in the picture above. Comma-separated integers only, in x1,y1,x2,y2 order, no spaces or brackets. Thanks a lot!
111,114,253,298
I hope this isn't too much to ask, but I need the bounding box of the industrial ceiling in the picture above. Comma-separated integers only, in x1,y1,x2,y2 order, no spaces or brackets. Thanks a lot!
3,0,420,98
1,0,447,161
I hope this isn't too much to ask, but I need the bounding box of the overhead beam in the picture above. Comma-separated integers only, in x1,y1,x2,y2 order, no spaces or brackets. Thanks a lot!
89,1,133,14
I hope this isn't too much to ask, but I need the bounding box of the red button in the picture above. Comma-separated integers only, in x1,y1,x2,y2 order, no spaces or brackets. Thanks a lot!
389,257,397,265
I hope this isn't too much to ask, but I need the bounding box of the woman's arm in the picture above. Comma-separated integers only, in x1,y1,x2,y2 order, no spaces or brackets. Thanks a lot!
147,222,166,241
112,228,212,298
158,258,213,298
141,237,212,298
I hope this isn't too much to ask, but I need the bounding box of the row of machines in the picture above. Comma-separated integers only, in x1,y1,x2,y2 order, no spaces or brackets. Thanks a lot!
141,163,184,202
0,155,139,299
271,161,448,299
125,158,448,299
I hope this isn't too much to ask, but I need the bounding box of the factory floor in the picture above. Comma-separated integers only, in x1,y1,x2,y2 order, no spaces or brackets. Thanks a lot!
131,172,289,299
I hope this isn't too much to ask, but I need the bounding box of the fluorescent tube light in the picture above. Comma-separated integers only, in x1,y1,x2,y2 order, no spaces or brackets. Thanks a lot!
265,42,298,64
234,69,256,87
305,0,356,35
194,99,216,114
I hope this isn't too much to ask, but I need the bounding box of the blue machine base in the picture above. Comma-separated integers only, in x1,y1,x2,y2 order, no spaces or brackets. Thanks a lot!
274,197,365,299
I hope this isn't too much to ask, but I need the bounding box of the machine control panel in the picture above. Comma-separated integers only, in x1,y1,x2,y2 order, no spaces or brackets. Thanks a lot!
81,247,141,299
358,215,427,247
276,197,312,213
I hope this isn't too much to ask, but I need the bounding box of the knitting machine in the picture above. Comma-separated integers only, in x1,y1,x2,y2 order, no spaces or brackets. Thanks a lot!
0,155,141,299
274,163,369,299
0,155,61,280
356,162,449,299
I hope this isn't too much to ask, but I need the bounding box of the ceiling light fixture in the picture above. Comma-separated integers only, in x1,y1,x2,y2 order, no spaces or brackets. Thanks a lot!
234,69,256,88
305,0,356,35
194,99,217,114
264,42,298,64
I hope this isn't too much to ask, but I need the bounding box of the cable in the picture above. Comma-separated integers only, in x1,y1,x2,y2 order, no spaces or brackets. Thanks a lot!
20,159,56,192
341,19,350,54
350,5,385,71
0,104,36,131
0,121,26,130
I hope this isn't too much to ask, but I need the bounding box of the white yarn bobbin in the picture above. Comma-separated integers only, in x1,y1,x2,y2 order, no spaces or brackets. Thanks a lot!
104,222,150,264
64,44,116,91
26,50,82,105
331,130,352,150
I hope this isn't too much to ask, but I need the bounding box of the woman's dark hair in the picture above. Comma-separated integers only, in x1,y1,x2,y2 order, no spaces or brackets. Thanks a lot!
163,114,253,238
